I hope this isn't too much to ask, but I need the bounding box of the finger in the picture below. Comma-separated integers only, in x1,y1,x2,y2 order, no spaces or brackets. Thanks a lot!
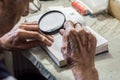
18,29,53,46
59,29,65,36
26,40,46,47
75,23,82,31
86,32,92,53
61,32,68,54
39,31,54,42
88,32,97,55
68,30,80,56
64,21,75,30
23,21,38,25
20,24,39,31
69,30,84,63
20,24,54,43
76,22,83,26
78,29,88,60
61,30,75,65
61,43,73,65
61,45,68,59
45,35,54,42
60,28,70,56
75,23,90,33
87,32,96,66
68,30,84,65
78,28,87,47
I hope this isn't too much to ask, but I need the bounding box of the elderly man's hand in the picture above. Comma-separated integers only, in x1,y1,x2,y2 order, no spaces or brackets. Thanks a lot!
0,22,54,51
60,21,98,80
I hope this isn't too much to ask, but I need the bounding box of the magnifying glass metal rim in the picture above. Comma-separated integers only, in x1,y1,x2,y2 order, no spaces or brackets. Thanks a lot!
38,10,66,35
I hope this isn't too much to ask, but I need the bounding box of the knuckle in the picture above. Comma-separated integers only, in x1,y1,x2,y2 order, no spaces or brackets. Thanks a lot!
68,29,75,35
16,29,22,35
19,24,24,29
78,28,85,34
19,25,23,28
80,28,86,33
34,32,40,37
15,29,23,36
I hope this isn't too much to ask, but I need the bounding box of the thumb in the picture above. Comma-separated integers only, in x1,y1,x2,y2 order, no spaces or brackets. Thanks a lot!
59,29,65,36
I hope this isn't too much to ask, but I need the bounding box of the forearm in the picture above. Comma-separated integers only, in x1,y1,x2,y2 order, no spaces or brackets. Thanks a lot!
72,66,99,80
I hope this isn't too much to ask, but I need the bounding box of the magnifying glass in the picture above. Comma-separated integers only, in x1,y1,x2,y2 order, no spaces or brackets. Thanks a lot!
38,10,66,35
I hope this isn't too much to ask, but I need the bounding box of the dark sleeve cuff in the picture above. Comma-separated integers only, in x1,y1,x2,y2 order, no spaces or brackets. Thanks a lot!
0,61,11,79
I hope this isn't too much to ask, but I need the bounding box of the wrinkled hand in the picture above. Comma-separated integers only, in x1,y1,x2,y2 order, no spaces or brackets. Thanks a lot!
60,21,97,68
0,22,54,51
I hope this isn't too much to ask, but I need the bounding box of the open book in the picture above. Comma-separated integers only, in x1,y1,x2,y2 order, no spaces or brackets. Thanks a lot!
43,26,108,67
26,7,108,67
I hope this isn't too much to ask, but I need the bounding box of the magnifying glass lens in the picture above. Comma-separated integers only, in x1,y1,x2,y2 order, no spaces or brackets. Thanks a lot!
38,11,66,34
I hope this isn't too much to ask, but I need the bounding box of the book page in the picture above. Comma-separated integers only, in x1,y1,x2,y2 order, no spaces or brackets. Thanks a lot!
86,26,108,47
47,33,64,61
